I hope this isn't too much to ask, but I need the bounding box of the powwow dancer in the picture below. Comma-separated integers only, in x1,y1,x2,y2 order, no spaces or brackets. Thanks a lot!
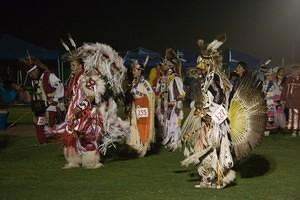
126,58,155,157
22,57,65,146
282,71,300,137
156,48,185,151
56,36,85,169
181,34,265,189
56,37,130,169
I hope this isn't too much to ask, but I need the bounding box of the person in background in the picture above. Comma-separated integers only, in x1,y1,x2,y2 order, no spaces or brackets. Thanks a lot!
155,49,185,151
281,71,300,137
234,61,248,79
229,71,238,85
229,61,248,102
262,68,286,136
148,63,161,91
274,68,287,130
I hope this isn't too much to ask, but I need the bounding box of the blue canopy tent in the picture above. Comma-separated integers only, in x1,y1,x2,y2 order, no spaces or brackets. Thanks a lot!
0,35,59,60
0,34,61,83
123,47,161,68
223,49,260,70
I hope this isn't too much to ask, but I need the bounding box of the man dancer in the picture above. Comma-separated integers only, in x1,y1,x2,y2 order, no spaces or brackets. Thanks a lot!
24,58,64,145
156,49,185,150
127,59,155,157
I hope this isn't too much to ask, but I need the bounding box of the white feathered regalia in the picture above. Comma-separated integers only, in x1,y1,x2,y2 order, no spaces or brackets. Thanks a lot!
59,39,130,169
127,58,156,157
80,42,131,152
180,34,266,188
156,48,186,151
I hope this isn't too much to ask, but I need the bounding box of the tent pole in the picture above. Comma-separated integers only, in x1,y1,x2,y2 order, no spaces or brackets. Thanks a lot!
17,69,19,85
20,70,23,84
61,62,64,83
57,57,61,80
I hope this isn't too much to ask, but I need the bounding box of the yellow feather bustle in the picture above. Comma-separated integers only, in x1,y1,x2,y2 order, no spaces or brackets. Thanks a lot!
228,80,266,160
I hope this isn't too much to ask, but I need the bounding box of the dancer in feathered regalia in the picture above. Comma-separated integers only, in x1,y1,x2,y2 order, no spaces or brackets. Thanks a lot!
181,35,265,189
58,37,129,169
156,49,185,151
127,58,155,157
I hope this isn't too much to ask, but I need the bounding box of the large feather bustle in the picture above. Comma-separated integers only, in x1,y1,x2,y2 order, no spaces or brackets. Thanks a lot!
98,98,130,155
228,78,266,160
78,43,127,95
79,75,106,103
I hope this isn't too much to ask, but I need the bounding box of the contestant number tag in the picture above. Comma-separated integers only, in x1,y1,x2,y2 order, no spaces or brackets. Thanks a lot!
37,116,47,125
212,105,228,124
136,107,149,118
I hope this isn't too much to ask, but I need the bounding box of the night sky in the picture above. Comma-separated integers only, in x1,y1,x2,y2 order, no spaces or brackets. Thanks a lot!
1,0,300,65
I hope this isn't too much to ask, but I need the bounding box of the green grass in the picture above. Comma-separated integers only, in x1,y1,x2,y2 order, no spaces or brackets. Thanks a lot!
0,132,300,200
0,105,33,124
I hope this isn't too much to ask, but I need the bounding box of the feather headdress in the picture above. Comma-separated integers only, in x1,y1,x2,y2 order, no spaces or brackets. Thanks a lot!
196,34,226,71
197,34,226,57
163,48,184,76
60,34,82,62
20,50,49,74
130,56,149,71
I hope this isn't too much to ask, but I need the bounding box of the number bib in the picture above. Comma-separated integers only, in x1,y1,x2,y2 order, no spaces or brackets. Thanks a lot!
37,116,47,125
211,105,228,125
136,107,149,118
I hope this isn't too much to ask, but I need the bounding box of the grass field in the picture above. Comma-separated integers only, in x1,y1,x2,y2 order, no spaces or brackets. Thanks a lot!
1,105,33,125
1,126,300,200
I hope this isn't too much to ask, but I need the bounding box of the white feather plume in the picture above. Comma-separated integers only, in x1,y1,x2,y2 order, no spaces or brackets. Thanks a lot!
207,34,226,51
207,40,223,51
143,56,149,67
176,50,187,62
26,50,32,64
68,34,77,48
264,58,272,66
60,39,71,52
